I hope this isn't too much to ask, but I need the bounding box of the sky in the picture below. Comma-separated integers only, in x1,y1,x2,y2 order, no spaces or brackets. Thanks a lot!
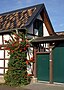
0,0,64,32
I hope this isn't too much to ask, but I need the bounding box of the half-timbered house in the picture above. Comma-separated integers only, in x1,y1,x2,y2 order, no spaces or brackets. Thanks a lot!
0,3,55,82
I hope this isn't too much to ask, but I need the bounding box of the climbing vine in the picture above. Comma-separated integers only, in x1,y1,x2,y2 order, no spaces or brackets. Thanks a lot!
4,31,31,86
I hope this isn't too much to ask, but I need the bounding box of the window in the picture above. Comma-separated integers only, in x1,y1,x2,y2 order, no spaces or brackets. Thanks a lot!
34,29,38,36
33,19,43,36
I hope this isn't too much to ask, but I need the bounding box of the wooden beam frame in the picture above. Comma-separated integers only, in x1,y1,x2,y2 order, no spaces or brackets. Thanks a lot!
33,47,37,78
49,47,53,84
40,8,56,35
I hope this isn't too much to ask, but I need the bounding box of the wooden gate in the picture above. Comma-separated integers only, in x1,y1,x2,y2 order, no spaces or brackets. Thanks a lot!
36,52,49,81
53,43,64,83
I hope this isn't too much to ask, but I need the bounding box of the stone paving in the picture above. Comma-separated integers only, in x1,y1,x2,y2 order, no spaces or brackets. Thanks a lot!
25,83,64,90
0,85,29,90
0,83,64,90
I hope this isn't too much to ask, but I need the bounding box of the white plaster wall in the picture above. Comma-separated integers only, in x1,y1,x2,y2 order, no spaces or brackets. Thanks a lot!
27,47,33,60
5,50,10,58
43,23,49,37
0,34,11,75
0,60,4,67
0,69,4,74
5,69,8,73
0,34,33,75
0,50,4,58
43,23,50,51
3,35,11,59
27,47,33,74
3,34,11,44
5,60,8,67
0,35,4,75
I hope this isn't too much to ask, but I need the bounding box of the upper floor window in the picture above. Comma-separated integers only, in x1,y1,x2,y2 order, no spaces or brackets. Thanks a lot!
33,19,43,37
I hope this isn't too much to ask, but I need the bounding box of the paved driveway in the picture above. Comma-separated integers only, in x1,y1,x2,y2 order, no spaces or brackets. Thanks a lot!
0,85,29,90
0,83,64,90
25,83,64,90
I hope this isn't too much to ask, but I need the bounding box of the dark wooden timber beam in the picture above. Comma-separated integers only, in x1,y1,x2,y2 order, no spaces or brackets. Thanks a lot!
33,47,37,78
43,12,54,35
49,47,53,84
40,8,56,35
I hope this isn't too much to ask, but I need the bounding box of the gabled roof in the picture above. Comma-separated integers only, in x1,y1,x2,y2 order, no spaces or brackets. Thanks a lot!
0,3,55,34
0,4,37,31
31,35,64,43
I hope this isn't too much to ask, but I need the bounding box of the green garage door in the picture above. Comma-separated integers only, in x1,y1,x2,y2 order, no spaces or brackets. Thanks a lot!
36,53,49,81
53,43,64,83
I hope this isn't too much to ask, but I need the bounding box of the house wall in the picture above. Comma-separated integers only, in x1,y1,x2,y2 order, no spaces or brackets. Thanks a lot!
27,14,50,75
27,14,43,74
0,14,50,77
0,34,10,76
0,33,33,76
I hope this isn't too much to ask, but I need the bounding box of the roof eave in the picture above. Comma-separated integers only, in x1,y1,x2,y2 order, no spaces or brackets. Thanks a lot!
0,27,26,34
32,39,64,43
31,35,64,43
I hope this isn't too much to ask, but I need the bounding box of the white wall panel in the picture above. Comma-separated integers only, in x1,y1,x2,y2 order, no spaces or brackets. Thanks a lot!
5,60,8,67
0,60,4,67
5,50,10,58
43,23,49,37
27,47,33,74
3,35,10,44
5,69,8,73
0,69,4,74
0,50,4,58
27,47,33,60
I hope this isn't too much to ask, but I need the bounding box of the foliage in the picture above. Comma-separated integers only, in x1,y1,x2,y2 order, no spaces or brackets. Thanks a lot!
4,31,30,86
